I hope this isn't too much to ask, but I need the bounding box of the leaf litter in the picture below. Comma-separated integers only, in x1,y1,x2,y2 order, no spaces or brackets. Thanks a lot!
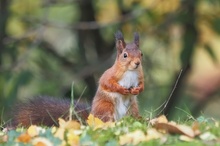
1,114,220,145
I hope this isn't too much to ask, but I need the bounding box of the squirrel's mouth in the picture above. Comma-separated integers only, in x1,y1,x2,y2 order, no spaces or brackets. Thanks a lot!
133,63,139,69
128,64,139,70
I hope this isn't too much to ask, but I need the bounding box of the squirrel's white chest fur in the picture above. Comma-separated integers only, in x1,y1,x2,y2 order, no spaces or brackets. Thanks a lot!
113,70,139,120
118,70,139,88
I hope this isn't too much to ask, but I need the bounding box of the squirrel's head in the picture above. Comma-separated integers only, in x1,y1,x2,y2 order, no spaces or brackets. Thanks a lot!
115,31,143,71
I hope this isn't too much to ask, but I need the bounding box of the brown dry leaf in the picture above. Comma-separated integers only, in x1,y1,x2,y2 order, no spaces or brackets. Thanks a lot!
119,130,146,145
86,114,114,129
154,122,195,138
27,125,39,137
152,115,199,138
17,133,31,143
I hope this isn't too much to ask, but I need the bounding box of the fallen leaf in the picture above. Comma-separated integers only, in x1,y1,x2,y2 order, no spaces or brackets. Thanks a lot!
32,137,53,146
58,118,80,130
150,115,168,125
199,132,217,141
154,122,195,137
66,130,80,146
86,114,114,129
119,130,146,145
34,142,46,146
87,114,104,127
27,125,39,137
17,133,31,143
179,135,194,142
146,128,164,141
54,128,65,140
51,127,57,134
192,122,201,136
55,119,81,142
152,115,199,138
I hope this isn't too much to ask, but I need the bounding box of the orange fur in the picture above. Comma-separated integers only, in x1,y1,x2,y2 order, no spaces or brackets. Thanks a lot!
91,31,144,122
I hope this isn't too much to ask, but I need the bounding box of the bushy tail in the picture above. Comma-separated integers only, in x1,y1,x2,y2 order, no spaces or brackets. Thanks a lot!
9,96,90,127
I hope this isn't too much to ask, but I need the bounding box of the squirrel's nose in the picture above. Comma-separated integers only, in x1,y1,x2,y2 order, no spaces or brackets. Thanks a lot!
135,62,140,66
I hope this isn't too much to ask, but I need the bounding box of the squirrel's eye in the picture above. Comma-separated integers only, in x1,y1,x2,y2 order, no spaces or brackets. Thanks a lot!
123,53,128,58
141,53,143,57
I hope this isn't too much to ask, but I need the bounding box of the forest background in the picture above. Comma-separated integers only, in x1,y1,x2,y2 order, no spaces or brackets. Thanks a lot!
0,0,220,124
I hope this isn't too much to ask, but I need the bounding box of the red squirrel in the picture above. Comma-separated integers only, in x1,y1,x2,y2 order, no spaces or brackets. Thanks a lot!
91,31,144,122
11,31,144,127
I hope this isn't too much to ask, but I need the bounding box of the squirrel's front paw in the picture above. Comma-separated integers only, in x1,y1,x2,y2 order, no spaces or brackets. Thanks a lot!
130,87,141,95
119,88,130,95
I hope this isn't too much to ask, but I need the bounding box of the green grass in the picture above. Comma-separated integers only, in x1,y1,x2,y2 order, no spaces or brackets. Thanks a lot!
1,115,220,146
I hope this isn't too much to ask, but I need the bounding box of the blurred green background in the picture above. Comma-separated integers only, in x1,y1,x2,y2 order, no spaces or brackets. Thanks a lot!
0,0,220,125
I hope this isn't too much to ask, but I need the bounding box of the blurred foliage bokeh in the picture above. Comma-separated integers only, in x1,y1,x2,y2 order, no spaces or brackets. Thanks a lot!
0,0,220,124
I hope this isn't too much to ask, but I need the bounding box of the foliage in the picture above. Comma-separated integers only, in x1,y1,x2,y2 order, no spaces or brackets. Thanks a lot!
1,115,220,146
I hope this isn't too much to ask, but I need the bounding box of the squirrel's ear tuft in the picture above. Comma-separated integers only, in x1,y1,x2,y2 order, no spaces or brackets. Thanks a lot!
134,32,139,47
115,31,126,53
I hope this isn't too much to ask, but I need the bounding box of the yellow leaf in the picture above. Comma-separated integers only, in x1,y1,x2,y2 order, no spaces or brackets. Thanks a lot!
58,118,66,127
87,114,104,127
54,128,65,140
150,115,168,125
86,114,114,129
146,128,163,141
27,125,39,137
67,131,80,146
55,118,81,141
51,127,57,134
58,118,81,130
119,130,146,145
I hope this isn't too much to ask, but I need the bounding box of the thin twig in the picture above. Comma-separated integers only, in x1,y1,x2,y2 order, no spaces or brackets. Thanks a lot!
156,69,183,116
